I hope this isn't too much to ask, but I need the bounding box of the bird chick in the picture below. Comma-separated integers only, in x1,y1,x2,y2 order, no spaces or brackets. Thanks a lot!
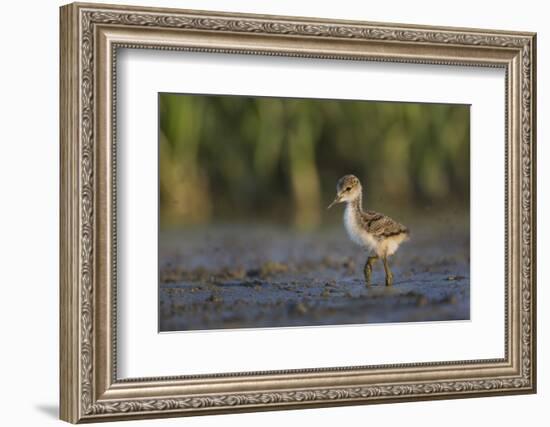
328,174,410,286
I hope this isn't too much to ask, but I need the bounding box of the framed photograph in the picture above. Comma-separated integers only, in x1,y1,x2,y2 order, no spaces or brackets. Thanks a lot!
60,2,537,423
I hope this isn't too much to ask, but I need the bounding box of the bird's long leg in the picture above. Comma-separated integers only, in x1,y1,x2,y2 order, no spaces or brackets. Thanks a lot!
363,255,378,287
383,256,393,287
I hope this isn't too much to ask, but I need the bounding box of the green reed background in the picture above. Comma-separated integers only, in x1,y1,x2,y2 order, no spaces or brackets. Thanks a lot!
159,93,469,229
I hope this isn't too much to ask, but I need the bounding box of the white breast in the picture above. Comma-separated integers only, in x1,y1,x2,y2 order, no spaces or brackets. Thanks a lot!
343,204,378,252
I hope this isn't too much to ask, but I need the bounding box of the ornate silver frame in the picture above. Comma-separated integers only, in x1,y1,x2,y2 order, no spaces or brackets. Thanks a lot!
60,2,537,423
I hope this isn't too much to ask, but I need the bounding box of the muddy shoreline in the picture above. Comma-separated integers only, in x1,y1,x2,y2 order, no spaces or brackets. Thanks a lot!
159,220,469,332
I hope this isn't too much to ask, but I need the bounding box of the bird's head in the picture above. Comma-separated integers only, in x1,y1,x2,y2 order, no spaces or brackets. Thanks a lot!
327,174,362,209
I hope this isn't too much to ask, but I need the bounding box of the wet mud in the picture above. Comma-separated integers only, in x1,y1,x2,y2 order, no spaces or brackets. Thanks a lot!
159,221,469,332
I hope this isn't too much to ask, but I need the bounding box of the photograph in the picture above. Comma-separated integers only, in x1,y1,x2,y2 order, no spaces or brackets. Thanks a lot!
158,93,471,332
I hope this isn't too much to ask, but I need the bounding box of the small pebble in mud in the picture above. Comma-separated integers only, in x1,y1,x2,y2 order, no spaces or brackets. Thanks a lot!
321,288,331,298
295,302,308,314
260,261,289,277
207,294,223,303
446,275,465,281
221,267,246,280
287,301,308,315
246,268,260,278
442,294,459,305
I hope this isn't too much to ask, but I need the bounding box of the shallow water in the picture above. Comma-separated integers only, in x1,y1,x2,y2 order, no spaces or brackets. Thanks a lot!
159,221,469,331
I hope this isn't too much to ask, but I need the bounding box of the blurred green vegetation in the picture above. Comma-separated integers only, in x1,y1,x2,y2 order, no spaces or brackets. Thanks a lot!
159,94,469,228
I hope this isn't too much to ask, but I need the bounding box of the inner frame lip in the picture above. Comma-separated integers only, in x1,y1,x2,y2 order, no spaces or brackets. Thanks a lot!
104,36,514,386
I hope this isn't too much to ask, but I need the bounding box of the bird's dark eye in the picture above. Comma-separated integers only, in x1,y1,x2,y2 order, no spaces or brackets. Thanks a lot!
345,187,351,192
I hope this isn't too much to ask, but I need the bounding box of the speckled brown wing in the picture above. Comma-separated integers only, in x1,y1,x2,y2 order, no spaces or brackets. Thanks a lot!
361,210,410,240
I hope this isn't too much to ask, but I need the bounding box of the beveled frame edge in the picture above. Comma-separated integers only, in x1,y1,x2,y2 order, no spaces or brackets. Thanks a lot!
59,2,536,423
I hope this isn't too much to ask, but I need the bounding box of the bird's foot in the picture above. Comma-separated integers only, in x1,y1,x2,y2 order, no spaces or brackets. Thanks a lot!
364,256,378,288
382,256,393,286
364,269,372,287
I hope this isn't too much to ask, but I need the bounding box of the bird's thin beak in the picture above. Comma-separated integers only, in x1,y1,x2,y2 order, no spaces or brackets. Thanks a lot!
327,195,342,210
